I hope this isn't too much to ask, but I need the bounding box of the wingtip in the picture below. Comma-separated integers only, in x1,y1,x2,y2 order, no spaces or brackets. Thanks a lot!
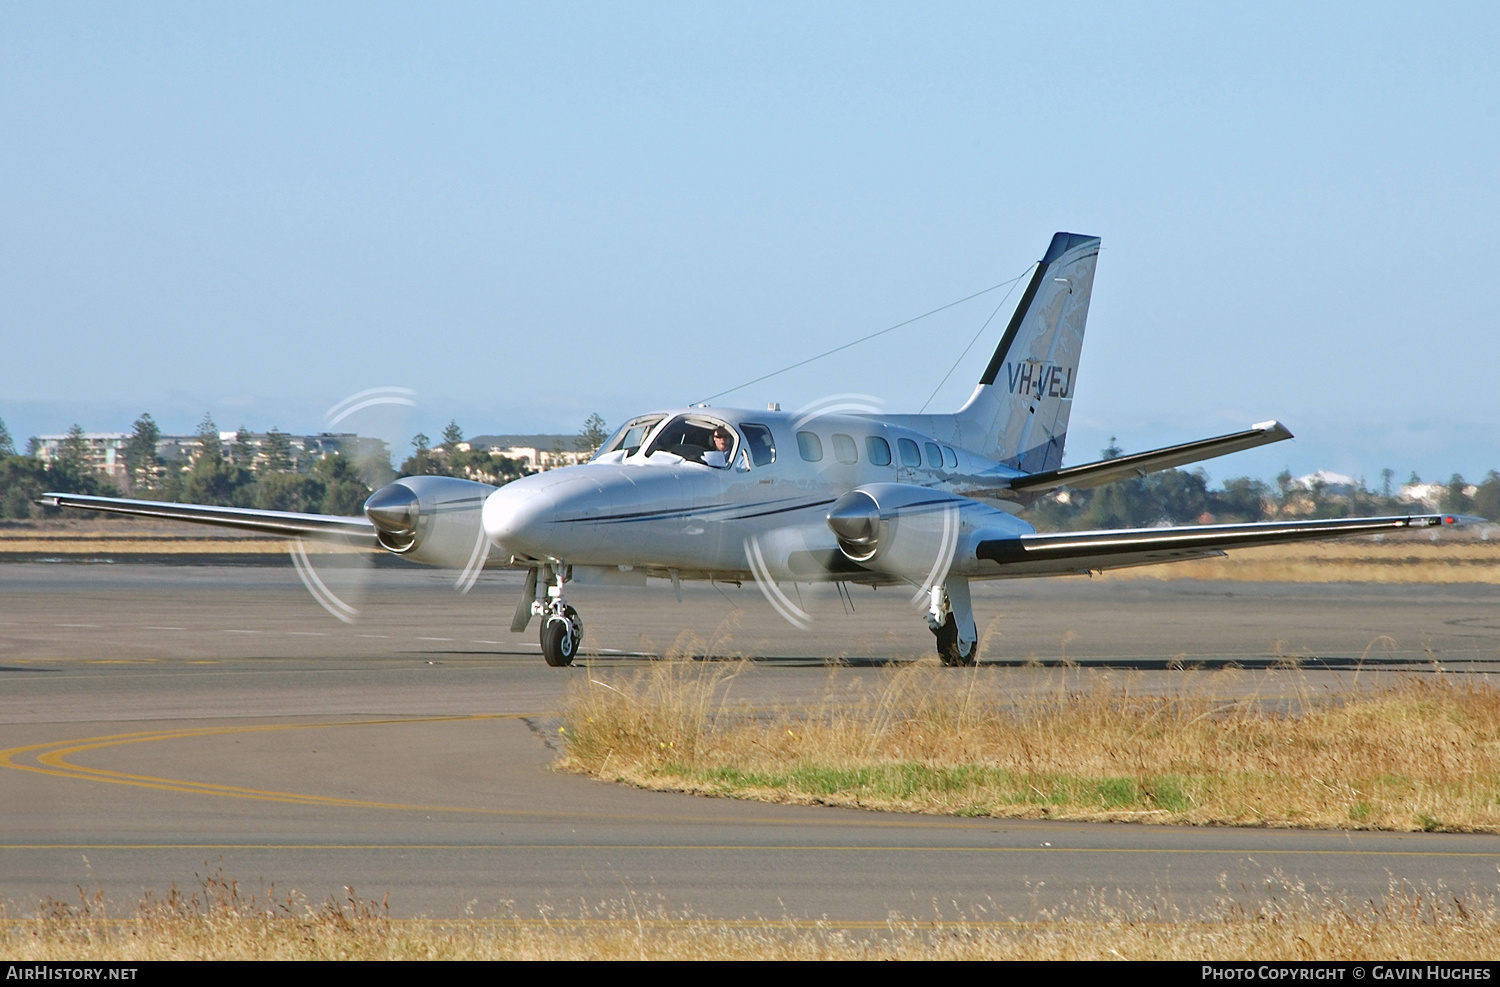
1444,514,1489,526
1251,420,1294,440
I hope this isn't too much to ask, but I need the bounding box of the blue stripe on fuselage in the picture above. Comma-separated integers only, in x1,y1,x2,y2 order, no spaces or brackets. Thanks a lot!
554,495,837,526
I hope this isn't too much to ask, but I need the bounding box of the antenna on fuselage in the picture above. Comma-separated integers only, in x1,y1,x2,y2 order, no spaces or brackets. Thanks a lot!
694,270,1032,406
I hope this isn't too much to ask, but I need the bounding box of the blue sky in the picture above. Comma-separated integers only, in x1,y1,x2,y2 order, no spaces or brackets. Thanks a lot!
2,2,1496,485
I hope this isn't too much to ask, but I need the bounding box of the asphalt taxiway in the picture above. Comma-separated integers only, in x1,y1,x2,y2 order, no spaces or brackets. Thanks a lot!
3,561,1498,922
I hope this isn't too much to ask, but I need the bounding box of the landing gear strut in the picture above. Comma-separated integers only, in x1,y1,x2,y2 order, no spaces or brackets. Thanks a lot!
926,579,977,666
532,565,583,667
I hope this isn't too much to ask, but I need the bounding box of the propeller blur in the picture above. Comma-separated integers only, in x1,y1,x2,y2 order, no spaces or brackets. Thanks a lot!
39,233,1479,666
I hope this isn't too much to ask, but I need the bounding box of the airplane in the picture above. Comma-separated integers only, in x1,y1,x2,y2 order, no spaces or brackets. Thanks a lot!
40,232,1474,667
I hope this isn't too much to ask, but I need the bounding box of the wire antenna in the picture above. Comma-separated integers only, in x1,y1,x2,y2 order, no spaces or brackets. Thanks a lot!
696,270,1030,405
918,265,1033,413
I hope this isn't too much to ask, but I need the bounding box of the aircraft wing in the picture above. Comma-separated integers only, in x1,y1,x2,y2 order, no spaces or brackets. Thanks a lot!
1007,421,1293,493
35,492,377,546
975,513,1467,577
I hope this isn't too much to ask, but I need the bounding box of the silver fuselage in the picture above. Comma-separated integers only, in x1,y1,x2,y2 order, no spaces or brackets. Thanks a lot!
480,407,1035,584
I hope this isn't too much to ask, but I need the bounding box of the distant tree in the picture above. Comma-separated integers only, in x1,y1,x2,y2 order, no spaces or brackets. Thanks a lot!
1024,488,1085,532
0,456,47,518
179,415,257,505
577,413,609,455
123,413,161,490
232,426,256,469
1275,469,1295,516
1212,476,1271,522
184,446,251,506
1443,473,1473,514
1083,476,1150,529
1473,472,1500,521
1408,471,1421,486
356,453,397,489
1148,468,1210,524
400,432,447,476
195,414,222,465
1308,476,1328,516
311,454,369,515
1101,437,1123,460
262,429,293,473
0,416,13,457
25,436,40,458
59,423,89,474
252,472,323,513
442,420,464,449
1381,468,1395,499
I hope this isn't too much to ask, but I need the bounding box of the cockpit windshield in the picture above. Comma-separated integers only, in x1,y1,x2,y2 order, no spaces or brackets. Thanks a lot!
644,415,738,468
598,416,666,459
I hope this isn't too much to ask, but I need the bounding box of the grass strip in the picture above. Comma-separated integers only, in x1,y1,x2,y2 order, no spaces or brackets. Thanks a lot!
8,873,1500,960
559,657,1500,831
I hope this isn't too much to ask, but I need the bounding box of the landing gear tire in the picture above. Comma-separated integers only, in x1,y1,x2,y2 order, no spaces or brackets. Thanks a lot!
541,605,582,667
934,613,977,667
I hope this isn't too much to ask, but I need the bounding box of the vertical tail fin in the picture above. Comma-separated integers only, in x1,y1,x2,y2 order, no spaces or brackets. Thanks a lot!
957,232,1100,471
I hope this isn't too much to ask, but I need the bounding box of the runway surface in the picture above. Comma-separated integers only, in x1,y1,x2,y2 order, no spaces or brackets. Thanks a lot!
3,560,1499,923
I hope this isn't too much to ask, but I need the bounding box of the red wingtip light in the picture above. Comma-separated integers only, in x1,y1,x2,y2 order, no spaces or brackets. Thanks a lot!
1446,516,1456,525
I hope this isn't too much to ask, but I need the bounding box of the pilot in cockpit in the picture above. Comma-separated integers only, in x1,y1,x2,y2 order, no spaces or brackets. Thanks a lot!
702,426,735,468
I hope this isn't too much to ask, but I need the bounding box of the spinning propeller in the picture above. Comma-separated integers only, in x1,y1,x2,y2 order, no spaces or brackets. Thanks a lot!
286,386,495,623
742,393,965,634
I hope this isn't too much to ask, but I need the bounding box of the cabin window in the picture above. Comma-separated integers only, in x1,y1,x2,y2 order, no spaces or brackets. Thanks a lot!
796,431,823,462
740,424,776,466
898,438,921,467
645,415,737,467
866,436,892,466
924,441,943,468
943,446,958,469
832,433,858,464
600,416,666,458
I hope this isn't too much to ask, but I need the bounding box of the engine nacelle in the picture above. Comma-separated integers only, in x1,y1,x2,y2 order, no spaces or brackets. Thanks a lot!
364,476,497,568
826,483,970,571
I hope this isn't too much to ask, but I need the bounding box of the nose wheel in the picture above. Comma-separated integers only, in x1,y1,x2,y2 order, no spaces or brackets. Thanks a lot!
532,566,583,667
541,604,583,667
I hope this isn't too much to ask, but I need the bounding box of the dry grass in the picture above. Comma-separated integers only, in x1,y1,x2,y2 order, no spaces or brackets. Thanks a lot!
7,872,1500,960
559,656,1500,832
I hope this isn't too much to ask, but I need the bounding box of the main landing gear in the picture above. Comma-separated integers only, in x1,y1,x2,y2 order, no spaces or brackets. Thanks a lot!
532,565,584,667
926,578,978,667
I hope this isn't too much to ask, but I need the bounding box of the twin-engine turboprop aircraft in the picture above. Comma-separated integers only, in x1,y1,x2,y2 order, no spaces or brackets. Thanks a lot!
42,232,1471,666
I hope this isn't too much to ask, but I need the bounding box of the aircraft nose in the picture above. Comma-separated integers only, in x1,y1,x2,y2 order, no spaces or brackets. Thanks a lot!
482,482,554,557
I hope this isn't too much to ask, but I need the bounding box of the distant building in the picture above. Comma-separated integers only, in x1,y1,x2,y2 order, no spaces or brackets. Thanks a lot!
467,434,591,471
486,445,589,471
1398,482,1475,513
1292,470,1361,496
37,430,390,478
33,433,129,477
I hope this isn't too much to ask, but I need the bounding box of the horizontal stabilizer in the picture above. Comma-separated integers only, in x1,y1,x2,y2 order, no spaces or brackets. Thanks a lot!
977,513,1465,577
36,492,377,544
1007,421,1293,493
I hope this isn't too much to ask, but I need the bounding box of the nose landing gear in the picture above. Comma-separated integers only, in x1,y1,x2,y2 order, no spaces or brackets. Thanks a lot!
531,565,584,667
